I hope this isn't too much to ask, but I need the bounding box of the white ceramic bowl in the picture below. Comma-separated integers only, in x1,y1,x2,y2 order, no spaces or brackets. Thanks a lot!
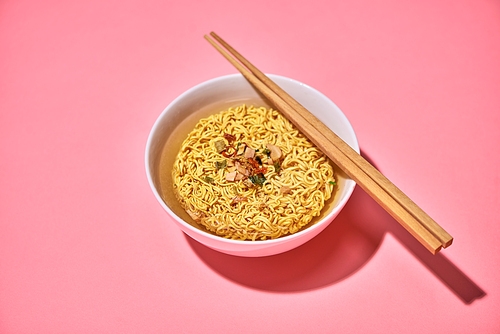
145,74,359,257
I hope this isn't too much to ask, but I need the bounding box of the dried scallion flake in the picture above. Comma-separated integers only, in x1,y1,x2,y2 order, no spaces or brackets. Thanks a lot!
203,176,215,184
329,181,336,185
214,140,226,153
261,148,271,156
215,160,227,170
273,161,281,173
249,173,266,187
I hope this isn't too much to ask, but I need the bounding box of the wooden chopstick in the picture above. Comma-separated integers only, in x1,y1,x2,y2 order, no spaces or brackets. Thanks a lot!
204,32,453,254
208,32,453,249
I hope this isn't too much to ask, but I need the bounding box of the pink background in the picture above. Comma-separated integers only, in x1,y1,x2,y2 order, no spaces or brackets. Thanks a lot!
1,0,499,333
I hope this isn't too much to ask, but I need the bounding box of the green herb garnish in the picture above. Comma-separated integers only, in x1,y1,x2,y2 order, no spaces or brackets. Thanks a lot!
273,161,281,173
203,176,215,184
249,173,266,187
329,181,336,185
214,140,226,153
215,160,227,170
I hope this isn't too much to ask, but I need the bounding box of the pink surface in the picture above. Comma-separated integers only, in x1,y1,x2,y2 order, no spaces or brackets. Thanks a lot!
1,0,499,333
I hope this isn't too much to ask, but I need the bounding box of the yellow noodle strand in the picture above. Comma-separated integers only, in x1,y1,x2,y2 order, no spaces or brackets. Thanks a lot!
172,105,336,240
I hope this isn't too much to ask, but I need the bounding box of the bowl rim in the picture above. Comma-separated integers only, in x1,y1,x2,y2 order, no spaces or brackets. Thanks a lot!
145,73,359,245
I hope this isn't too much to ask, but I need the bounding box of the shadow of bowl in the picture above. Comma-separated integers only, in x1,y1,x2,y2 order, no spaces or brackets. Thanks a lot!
187,183,387,292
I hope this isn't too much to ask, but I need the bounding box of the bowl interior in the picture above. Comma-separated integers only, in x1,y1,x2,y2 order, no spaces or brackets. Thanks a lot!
146,74,359,242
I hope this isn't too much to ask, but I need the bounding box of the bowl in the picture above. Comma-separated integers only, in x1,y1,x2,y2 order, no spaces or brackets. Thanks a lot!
145,74,359,257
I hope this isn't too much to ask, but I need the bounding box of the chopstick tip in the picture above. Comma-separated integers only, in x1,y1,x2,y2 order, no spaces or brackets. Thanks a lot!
443,237,454,248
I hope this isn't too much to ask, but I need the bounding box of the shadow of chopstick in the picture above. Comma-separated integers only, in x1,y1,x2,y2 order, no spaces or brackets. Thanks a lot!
361,151,486,304
390,223,486,304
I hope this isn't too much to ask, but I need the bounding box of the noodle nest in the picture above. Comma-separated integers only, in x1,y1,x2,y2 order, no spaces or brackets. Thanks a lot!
172,105,336,241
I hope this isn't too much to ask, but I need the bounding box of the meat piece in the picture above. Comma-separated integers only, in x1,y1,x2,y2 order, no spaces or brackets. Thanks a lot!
280,186,292,194
236,164,249,176
225,171,237,181
237,143,246,155
266,144,282,161
244,147,255,159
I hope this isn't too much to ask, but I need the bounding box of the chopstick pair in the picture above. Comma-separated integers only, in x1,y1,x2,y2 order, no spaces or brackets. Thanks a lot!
204,32,453,254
